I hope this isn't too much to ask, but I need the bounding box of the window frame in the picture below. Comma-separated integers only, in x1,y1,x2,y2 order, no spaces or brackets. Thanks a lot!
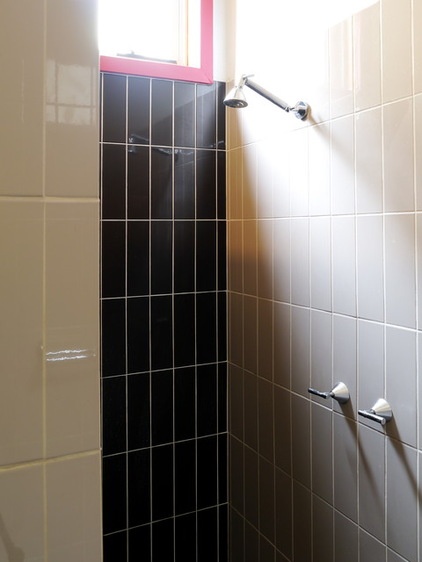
99,0,213,84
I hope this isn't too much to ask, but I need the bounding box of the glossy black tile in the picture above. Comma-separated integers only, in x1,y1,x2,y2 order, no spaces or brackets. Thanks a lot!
127,221,149,297
174,293,195,368
103,531,127,562
174,221,195,294
196,83,216,149
102,376,127,455
151,370,173,446
218,434,228,503
128,373,150,450
101,221,126,298
128,449,151,527
151,296,173,371
197,364,217,437
151,221,172,294
101,298,126,377
152,518,174,562
127,297,150,374
197,436,218,509
128,76,150,146
174,149,195,219
174,367,196,441
218,292,227,362
196,150,216,219
196,221,216,292
217,151,226,219
217,82,227,151
151,149,173,219
129,525,151,562
102,144,126,220
175,440,196,515
196,293,217,364
197,507,218,562
174,82,195,148
175,513,197,562
128,146,149,220
218,363,227,433
151,80,173,147
218,222,227,290
103,73,126,143
219,505,228,562
102,454,127,534
152,445,174,521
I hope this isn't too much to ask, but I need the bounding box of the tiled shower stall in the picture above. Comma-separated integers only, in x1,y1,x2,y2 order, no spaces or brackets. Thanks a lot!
100,73,228,561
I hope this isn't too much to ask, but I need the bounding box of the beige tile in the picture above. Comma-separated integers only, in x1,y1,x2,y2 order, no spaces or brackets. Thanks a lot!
415,95,422,210
382,0,412,102
257,219,273,299
257,141,274,219
46,453,102,562
383,99,414,212
243,295,257,375
0,201,44,465
332,216,356,316
331,115,355,215
258,298,273,381
243,220,257,296
414,0,422,94
353,2,381,111
385,214,416,329
355,108,383,214
330,18,354,118
228,220,243,293
45,0,99,197
0,465,44,561
243,144,257,219
310,217,331,312
229,292,243,368
290,129,309,217
0,0,44,196
309,122,330,216
291,218,310,307
274,302,291,389
274,219,290,304
45,201,100,457
227,148,242,220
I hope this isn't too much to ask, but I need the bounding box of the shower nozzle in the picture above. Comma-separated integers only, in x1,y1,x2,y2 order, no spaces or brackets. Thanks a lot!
223,74,310,121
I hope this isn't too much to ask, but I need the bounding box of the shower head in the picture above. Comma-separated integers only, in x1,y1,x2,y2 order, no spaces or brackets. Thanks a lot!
223,74,310,121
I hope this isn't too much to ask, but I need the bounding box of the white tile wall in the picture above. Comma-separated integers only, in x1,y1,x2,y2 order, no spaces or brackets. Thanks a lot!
228,0,422,560
0,0,101,557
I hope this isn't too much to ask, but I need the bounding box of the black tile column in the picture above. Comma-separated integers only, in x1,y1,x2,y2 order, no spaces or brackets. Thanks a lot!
100,74,227,562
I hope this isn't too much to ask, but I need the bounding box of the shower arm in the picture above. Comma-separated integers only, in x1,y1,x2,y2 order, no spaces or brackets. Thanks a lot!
243,77,290,113
239,74,309,120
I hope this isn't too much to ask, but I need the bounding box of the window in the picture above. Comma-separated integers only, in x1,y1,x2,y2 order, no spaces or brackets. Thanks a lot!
99,0,213,83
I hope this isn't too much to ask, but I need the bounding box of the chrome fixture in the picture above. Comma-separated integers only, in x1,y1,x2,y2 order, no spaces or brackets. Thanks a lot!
308,382,350,404
358,399,393,426
224,74,310,120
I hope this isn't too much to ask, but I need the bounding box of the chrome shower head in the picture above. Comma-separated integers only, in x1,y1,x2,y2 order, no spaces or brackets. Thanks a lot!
223,74,310,121
223,85,248,108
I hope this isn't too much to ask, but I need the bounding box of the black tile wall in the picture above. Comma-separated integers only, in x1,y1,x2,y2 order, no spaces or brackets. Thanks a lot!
101,73,227,562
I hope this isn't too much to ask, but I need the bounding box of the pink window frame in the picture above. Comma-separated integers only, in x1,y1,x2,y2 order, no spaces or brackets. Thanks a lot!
100,0,213,84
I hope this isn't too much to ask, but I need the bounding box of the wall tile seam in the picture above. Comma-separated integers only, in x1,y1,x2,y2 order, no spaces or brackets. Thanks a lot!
0,196,100,204
103,501,229,534
228,294,422,335
103,431,229,457
0,449,101,473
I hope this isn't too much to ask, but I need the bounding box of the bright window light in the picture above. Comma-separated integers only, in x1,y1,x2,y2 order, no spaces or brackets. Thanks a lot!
98,0,200,67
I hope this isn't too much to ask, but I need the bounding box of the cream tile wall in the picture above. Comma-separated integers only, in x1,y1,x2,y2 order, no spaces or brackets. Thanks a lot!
0,0,101,560
228,0,422,560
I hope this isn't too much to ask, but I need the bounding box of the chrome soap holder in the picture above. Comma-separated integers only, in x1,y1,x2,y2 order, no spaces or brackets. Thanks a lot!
308,382,350,404
358,398,393,426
